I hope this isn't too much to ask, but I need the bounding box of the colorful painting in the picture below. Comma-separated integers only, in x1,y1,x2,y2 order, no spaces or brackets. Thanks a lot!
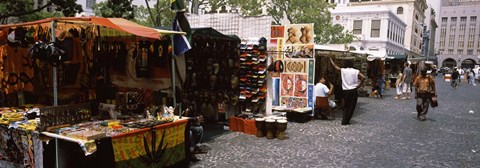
271,25,285,38
284,24,314,45
280,74,294,97
308,59,315,84
272,78,280,106
284,44,314,58
284,59,308,73
294,74,308,97
280,97,308,109
308,84,314,107
112,120,187,168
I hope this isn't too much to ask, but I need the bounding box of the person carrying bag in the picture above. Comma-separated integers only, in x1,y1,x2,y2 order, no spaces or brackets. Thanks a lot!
413,69,437,121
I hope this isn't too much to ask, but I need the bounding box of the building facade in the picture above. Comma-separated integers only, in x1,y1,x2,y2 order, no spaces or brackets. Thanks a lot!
436,0,480,68
423,3,438,62
348,0,428,59
331,6,407,57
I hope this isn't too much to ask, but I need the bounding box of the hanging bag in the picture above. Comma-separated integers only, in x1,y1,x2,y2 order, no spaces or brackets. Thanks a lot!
428,76,438,107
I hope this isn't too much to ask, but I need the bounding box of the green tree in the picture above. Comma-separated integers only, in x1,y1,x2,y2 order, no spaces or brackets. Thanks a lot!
186,0,207,14
0,0,82,24
227,0,355,44
94,0,134,20
143,0,174,27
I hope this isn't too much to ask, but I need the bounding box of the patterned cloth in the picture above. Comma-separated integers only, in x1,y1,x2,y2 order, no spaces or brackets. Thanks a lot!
111,119,187,168
0,125,42,168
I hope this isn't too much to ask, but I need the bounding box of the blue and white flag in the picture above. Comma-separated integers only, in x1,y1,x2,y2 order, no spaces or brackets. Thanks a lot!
172,11,192,56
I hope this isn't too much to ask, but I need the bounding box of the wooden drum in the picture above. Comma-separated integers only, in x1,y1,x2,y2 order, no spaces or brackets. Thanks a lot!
254,118,266,138
275,120,288,140
265,119,276,139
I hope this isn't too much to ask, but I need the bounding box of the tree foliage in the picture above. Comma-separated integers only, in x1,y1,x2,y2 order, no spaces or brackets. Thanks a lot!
143,0,174,27
94,0,134,20
187,0,207,14
226,0,355,44
0,0,82,23
132,1,173,27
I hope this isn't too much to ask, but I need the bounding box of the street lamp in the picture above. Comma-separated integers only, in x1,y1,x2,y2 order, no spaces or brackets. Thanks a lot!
458,55,461,68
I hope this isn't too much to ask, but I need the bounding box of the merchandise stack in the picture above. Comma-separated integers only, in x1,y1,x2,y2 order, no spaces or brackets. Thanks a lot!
238,38,268,114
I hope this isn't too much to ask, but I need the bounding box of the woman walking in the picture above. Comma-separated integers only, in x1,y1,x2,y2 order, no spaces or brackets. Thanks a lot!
394,71,403,99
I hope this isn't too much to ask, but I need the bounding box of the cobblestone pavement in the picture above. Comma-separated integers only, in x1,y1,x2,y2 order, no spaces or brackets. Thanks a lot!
190,76,480,168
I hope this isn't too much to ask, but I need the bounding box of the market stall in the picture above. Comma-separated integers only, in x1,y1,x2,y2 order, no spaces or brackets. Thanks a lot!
182,27,241,122
0,17,190,168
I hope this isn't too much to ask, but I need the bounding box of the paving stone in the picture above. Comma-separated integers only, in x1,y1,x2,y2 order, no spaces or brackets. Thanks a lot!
190,77,480,167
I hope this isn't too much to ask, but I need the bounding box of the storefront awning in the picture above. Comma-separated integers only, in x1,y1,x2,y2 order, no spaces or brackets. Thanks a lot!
387,54,407,60
349,50,387,61
314,45,347,53
0,17,184,39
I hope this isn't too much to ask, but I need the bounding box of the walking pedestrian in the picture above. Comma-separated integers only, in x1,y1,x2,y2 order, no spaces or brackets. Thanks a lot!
458,68,464,83
329,57,365,125
451,68,459,89
468,69,476,86
413,69,436,121
402,62,413,100
394,71,404,99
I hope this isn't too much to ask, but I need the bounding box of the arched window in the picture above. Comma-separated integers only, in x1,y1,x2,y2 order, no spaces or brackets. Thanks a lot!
397,7,404,14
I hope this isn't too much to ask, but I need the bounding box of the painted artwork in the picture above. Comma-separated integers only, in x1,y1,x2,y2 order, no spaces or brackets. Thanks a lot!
294,74,308,97
280,97,308,109
308,84,314,107
284,24,314,45
271,25,285,38
280,74,294,97
284,59,308,73
284,44,314,58
308,59,315,84
272,78,280,106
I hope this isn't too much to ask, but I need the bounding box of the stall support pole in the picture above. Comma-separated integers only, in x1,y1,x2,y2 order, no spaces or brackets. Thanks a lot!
51,20,60,168
171,36,179,118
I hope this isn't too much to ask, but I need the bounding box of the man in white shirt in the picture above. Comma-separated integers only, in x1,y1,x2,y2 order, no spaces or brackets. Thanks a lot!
329,57,365,125
313,76,336,119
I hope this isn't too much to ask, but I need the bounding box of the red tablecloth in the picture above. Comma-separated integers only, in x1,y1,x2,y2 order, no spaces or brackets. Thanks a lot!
229,117,256,135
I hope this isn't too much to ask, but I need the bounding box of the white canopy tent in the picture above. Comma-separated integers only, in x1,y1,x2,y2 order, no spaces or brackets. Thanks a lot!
350,50,389,61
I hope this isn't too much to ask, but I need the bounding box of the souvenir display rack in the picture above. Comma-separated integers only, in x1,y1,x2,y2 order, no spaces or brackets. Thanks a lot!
182,28,241,121
238,38,268,114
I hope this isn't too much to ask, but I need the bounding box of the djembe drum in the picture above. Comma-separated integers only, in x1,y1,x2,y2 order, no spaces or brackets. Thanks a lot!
275,120,288,140
265,119,276,139
254,118,266,138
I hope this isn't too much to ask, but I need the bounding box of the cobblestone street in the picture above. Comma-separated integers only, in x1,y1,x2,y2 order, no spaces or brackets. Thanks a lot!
191,76,480,167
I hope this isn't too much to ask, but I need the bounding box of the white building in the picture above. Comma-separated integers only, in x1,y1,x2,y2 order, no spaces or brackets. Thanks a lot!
347,0,428,59
331,6,407,57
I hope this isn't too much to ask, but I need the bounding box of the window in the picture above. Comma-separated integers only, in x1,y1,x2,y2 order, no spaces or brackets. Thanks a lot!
477,50,480,55
468,16,477,48
86,0,96,9
440,17,448,48
371,20,381,38
353,20,362,34
448,49,454,54
397,7,403,14
439,49,444,54
467,49,473,55
458,49,463,55
459,17,467,48
449,17,457,48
